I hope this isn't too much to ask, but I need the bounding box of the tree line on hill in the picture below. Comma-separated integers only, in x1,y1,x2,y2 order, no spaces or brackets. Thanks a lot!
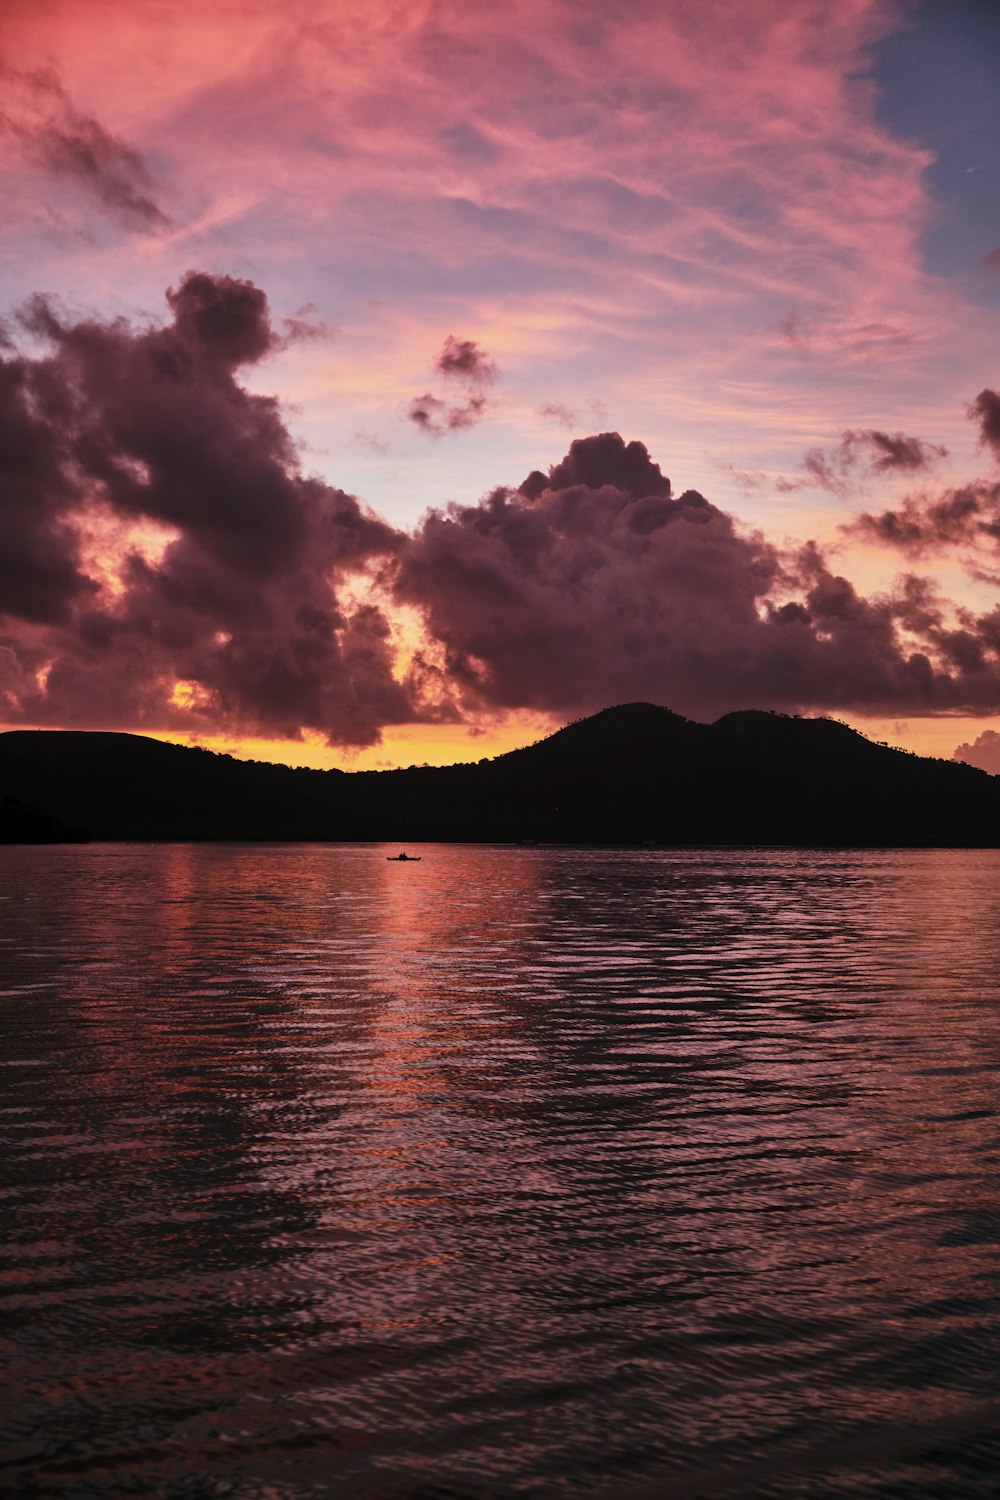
2,703,999,846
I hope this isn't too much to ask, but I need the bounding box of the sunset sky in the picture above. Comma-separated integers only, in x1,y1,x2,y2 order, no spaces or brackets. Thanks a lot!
3,0,1000,770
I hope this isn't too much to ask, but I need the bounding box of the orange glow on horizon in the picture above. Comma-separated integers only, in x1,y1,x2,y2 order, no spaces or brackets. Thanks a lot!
839,713,1000,767
141,712,561,772
123,711,1000,773
3,707,998,776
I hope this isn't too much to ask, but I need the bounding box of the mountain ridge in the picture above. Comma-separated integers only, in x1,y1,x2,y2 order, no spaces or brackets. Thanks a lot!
1,703,997,845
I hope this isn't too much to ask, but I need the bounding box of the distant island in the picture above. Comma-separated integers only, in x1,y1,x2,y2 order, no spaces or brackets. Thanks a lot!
1,703,999,846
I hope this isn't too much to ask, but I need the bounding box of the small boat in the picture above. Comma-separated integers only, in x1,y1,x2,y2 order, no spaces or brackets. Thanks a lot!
386,853,421,861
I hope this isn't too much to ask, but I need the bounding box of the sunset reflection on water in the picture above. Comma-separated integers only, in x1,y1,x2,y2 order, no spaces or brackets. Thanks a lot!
3,844,1000,1496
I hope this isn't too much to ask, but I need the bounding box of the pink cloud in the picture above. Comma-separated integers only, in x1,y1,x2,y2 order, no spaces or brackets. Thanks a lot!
0,57,168,231
0,1,947,413
0,1,981,582
954,729,1000,775
538,401,576,428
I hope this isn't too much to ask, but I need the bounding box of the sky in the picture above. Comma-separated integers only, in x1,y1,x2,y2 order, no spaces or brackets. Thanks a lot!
3,0,1000,771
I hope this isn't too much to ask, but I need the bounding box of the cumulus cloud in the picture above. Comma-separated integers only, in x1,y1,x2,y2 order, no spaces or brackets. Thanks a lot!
407,335,498,436
394,431,1000,721
0,62,168,231
12,283,1000,747
519,431,671,501
954,729,1000,775
0,272,413,745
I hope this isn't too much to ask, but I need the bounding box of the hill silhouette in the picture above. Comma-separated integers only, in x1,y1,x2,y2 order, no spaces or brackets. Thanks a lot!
1,704,999,845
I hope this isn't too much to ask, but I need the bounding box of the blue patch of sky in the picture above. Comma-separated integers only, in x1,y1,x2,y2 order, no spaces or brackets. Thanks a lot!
870,0,1000,299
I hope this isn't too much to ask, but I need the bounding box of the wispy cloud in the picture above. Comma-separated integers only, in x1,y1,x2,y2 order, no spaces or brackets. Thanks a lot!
538,401,576,428
775,428,949,497
0,60,168,230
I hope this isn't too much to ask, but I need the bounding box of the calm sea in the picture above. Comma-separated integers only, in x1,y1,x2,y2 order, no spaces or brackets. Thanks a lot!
3,844,1000,1498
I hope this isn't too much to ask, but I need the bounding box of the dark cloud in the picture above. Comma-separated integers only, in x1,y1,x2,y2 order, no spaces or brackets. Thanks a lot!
954,729,1000,775
0,63,168,231
847,483,1000,557
12,294,1000,745
799,428,946,496
982,249,1000,273
164,271,275,370
0,355,96,623
434,335,498,384
0,273,413,745
407,335,498,436
859,429,947,473
407,392,488,435
970,389,1000,462
521,431,671,500
394,431,1000,721
843,395,1000,559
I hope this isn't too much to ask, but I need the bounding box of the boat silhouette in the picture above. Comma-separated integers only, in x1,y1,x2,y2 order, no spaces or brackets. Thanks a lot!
386,852,421,861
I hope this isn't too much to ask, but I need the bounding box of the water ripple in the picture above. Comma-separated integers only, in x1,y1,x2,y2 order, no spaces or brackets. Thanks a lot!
3,844,1000,1495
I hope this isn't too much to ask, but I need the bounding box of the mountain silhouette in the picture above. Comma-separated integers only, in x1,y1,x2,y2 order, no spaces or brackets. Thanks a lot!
1,704,998,845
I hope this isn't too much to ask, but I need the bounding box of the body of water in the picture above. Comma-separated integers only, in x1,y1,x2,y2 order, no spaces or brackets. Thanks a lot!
3,844,1000,1497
